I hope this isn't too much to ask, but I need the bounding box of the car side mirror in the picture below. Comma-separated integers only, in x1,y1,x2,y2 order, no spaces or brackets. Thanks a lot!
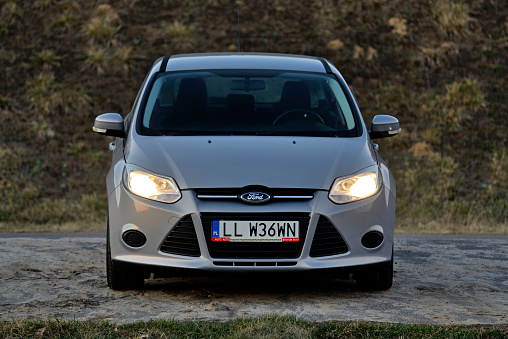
370,115,401,140
93,113,125,138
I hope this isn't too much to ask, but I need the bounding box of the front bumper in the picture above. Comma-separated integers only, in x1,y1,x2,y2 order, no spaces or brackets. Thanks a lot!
108,183,395,272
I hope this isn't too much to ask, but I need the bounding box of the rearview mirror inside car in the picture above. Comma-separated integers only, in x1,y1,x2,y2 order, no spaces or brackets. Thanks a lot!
230,79,266,91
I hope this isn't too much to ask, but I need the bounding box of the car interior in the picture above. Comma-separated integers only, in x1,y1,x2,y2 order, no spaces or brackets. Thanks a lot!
142,72,355,136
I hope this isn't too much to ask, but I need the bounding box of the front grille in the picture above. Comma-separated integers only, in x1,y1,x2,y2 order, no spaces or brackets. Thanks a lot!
309,216,348,257
160,215,201,257
201,213,310,259
195,188,315,201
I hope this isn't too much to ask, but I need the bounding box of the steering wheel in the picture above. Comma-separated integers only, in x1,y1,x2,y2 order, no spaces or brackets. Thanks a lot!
273,109,325,125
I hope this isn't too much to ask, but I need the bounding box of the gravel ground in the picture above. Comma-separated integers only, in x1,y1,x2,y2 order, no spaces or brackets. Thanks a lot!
0,234,506,325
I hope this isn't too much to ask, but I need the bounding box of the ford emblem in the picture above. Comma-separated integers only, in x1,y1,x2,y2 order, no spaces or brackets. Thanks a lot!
239,192,272,204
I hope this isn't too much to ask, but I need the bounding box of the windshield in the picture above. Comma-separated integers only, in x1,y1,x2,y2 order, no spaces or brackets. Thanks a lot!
138,70,358,137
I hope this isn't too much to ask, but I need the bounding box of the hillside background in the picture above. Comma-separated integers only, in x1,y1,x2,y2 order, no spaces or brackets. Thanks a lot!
0,0,506,234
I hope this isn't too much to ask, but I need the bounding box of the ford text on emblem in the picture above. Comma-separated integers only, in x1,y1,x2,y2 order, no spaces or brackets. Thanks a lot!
239,192,272,204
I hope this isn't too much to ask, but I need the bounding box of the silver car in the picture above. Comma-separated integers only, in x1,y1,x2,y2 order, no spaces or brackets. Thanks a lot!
93,53,400,290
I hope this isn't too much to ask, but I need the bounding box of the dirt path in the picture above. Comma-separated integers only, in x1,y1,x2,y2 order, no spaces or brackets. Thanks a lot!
0,234,506,325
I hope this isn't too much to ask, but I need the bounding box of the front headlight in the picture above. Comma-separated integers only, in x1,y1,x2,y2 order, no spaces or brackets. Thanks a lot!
123,164,181,203
329,166,382,204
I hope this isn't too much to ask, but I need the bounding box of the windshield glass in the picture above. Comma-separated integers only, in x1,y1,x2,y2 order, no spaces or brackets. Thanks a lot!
138,70,358,137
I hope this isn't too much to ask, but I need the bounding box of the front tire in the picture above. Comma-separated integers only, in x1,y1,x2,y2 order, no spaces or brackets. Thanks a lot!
355,249,394,290
106,220,145,290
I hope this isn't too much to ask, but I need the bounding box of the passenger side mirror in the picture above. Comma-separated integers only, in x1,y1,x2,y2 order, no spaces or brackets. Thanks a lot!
93,113,125,138
370,115,401,139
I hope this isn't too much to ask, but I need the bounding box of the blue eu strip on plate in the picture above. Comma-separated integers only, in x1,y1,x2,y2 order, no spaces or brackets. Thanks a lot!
212,220,220,238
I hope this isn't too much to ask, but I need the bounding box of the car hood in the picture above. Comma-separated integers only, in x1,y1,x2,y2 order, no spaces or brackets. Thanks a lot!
125,135,376,190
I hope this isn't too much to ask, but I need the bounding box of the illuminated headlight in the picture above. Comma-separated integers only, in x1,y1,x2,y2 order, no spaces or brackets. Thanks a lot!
329,166,382,204
123,164,181,203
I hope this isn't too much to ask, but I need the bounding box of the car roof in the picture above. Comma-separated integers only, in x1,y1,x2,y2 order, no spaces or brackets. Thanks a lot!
157,53,330,73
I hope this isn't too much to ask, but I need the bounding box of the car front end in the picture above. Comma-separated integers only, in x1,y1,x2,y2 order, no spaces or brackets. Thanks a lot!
94,53,400,290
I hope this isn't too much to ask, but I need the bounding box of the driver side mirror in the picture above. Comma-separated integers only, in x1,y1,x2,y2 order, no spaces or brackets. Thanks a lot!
370,115,401,139
93,113,125,138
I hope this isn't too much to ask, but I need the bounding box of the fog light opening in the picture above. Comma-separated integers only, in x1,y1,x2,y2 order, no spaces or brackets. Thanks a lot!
361,231,384,249
122,230,147,248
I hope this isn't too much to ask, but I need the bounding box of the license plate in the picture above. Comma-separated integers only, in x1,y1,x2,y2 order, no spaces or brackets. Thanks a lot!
211,220,299,242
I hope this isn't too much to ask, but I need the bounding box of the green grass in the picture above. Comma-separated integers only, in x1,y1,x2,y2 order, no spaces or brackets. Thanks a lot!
1,316,506,338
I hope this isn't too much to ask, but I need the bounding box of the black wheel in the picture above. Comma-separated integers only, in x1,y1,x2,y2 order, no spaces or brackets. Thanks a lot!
355,249,394,290
273,109,325,125
106,220,145,290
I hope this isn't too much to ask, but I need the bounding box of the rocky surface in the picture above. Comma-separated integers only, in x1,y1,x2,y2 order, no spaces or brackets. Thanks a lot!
0,234,506,324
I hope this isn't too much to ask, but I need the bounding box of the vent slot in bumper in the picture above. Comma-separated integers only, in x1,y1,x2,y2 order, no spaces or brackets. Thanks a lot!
309,216,348,257
160,215,201,257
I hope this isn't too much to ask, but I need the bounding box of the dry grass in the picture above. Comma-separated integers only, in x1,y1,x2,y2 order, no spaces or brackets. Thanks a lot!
0,95,13,109
26,73,57,115
52,13,77,30
112,46,133,74
26,72,90,116
167,21,196,48
85,4,121,43
327,39,344,51
420,42,459,69
490,148,508,191
35,50,59,69
84,45,109,75
432,1,471,35
31,120,55,139
0,221,106,233
388,17,408,36
396,220,508,236
0,0,506,234
85,18,118,41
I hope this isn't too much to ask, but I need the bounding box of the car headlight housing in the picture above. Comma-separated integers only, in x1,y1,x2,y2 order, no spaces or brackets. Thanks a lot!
329,166,382,204
123,164,181,203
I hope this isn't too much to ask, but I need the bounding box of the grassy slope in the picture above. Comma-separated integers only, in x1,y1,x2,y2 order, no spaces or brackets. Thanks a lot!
0,0,506,233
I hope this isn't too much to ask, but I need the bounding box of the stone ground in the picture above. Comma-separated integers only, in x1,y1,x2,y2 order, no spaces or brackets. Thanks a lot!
0,234,507,324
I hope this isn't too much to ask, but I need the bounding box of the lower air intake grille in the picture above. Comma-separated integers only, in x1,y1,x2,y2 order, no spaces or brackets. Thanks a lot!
309,216,348,257
160,215,201,257
201,213,310,259
213,261,297,267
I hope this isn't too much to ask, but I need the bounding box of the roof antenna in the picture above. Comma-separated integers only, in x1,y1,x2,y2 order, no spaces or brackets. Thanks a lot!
237,7,241,52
